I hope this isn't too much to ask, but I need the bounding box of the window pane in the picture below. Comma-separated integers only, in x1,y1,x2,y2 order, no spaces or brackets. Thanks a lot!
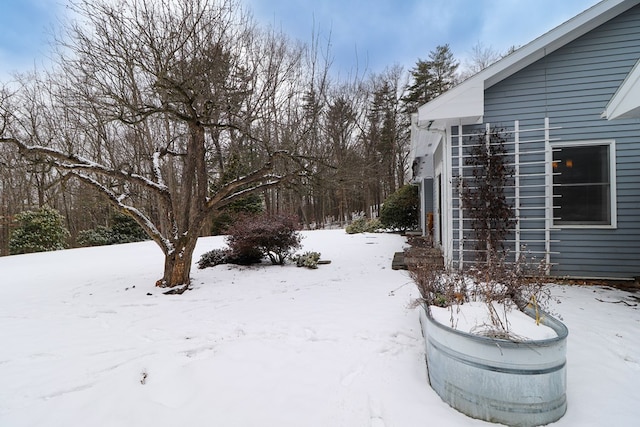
555,146,608,185
553,144,610,225
554,183,610,224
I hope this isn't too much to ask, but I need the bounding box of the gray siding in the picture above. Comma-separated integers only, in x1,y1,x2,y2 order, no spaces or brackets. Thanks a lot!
462,4,640,279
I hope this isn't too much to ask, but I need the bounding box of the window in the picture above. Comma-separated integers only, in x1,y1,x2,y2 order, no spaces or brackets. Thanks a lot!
552,141,616,227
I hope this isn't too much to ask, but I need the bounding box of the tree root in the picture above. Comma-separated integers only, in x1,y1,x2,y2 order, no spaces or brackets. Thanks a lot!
162,284,191,295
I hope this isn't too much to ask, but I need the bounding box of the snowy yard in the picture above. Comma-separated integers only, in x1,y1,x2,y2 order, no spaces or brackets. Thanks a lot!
1,229,639,426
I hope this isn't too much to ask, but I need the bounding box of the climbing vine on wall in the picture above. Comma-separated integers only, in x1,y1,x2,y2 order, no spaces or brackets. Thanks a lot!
459,128,514,260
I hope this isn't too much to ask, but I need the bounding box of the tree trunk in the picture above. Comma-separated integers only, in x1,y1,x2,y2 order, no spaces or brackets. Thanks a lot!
157,236,198,288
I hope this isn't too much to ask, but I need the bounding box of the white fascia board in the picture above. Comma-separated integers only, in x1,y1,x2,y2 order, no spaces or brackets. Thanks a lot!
417,82,484,125
602,58,640,119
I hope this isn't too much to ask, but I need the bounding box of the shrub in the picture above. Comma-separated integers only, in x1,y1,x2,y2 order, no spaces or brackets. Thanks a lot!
78,212,147,247
197,248,232,269
292,251,321,269
9,206,70,254
226,213,302,265
345,217,383,234
380,184,419,231
210,193,264,235
77,226,112,247
109,212,148,243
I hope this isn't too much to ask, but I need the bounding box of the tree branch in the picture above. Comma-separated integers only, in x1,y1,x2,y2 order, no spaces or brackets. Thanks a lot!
2,137,170,195
71,171,174,254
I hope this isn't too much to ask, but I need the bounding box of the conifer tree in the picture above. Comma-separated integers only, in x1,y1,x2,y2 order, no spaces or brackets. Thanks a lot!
402,44,459,113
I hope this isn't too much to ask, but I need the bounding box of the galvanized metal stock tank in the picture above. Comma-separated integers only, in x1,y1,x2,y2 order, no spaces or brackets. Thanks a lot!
419,305,568,426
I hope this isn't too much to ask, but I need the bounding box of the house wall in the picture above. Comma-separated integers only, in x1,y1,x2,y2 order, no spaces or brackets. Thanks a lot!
464,4,640,279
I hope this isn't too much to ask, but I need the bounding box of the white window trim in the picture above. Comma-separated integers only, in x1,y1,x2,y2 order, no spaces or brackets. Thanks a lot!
551,139,617,229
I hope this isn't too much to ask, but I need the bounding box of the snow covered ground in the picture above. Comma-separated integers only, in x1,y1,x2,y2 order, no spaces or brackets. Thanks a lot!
0,229,638,426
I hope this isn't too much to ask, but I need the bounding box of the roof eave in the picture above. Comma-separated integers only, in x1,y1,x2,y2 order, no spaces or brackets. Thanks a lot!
417,0,640,124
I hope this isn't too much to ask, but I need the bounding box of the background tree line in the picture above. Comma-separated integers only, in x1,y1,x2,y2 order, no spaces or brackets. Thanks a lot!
0,0,503,265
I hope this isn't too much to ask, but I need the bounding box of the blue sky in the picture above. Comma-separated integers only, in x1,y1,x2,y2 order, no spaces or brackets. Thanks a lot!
0,0,62,78
0,0,601,80
246,0,601,77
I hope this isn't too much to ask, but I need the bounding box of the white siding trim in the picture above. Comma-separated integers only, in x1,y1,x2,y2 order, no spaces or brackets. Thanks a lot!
602,58,640,119
444,130,454,265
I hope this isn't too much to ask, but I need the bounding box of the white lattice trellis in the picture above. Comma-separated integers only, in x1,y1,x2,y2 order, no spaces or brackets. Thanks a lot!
451,118,560,270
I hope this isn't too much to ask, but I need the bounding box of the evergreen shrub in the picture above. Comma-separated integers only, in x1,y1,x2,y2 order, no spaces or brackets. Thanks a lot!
345,217,383,234
380,184,419,231
77,226,112,247
78,212,147,247
9,206,70,254
197,248,232,269
109,212,148,242
292,251,321,269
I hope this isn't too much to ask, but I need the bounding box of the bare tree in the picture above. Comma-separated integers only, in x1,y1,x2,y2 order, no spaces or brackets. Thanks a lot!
365,65,410,203
459,41,503,80
263,27,335,227
1,0,307,290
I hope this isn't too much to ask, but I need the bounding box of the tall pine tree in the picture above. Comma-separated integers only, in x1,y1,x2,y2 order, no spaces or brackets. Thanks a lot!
402,44,459,113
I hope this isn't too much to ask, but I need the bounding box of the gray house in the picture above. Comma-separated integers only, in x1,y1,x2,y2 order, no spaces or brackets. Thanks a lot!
410,0,640,280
